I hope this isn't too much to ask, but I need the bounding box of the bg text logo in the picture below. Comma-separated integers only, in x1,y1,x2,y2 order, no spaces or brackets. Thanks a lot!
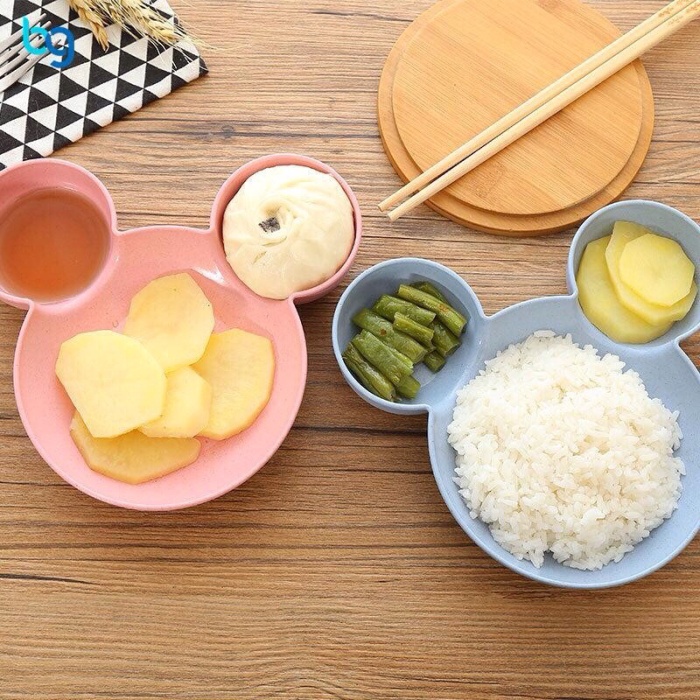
22,16,75,69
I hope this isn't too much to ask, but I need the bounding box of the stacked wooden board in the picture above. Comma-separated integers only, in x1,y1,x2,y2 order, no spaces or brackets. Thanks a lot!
378,0,655,235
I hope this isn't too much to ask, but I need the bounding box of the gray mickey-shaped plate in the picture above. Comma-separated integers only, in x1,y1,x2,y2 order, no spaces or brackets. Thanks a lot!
333,201,700,588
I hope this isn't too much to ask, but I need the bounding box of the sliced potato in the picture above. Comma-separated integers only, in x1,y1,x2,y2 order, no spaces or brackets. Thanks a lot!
124,273,215,372
619,232,695,307
71,413,200,485
192,328,275,440
606,222,698,325
56,330,166,438
577,236,672,344
140,367,212,438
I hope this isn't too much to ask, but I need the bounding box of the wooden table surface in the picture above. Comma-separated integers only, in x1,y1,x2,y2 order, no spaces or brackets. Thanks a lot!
2,0,700,697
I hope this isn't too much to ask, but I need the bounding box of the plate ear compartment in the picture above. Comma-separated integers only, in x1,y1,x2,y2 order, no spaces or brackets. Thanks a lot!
0,159,118,309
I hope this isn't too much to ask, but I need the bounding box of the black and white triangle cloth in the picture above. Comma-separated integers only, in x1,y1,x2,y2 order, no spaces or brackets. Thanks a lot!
0,0,207,169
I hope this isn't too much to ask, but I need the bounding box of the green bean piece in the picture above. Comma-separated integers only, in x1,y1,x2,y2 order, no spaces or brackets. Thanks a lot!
411,281,448,303
396,374,421,400
343,346,396,402
352,308,427,363
372,295,436,326
396,284,467,337
393,312,435,347
431,320,461,358
383,341,415,371
352,331,413,386
343,343,366,369
424,351,446,373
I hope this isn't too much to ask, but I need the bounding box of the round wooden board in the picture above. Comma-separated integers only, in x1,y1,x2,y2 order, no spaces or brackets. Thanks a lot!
378,0,655,235
393,0,645,217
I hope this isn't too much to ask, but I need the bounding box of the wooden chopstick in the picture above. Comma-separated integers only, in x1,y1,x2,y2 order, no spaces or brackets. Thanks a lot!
380,0,700,221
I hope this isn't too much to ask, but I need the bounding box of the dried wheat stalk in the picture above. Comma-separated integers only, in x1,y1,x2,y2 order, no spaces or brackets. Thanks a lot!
68,0,197,50
68,0,110,49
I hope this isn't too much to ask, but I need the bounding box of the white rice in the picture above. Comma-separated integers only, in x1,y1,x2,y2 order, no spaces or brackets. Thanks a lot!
447,331,684,570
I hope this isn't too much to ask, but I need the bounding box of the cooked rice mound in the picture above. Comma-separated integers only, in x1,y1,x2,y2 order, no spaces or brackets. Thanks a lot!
447,331,684,570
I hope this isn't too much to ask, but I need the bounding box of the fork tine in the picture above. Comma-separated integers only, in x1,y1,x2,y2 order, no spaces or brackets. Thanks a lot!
0,28,25,57
0,17,52,94
0,51,43,93
0,20,51,76
0,44,39,81
0,12,46,56
0,21,52,68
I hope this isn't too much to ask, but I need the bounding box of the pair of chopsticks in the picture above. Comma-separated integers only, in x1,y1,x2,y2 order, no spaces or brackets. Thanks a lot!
379,0,700,221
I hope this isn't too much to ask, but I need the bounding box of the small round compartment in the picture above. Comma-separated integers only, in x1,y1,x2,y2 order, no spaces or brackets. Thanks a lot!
210,153,362,305
335,222,700,587
332,257,485,415
568,199,700,347
0,160,116,309
2,156,362,511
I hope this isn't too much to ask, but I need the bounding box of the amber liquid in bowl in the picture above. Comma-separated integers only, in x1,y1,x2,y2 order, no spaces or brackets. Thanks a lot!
0,188,111,303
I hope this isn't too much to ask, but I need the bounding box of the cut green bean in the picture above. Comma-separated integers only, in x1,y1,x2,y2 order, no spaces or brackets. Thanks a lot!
352,330,412,386
352,308,427,363
411,281,448,304
431,320,461,358
342,279,469,401
393,312,435,347
396,284,467,337
396,374,420,399
343,343,367,370
343,346,397,402
424,351,446,373
372,295,436,326
383,342,415,371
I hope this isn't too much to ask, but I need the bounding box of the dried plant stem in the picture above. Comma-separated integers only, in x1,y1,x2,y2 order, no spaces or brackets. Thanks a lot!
68,0,110,49
69,0,198,50
126,0,186,43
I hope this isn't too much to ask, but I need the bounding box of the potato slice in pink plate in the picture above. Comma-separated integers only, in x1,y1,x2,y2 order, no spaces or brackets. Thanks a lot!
55,330,167,438
193,329,275,440
71,413,201,485
140,366,212,439
124,272,215,372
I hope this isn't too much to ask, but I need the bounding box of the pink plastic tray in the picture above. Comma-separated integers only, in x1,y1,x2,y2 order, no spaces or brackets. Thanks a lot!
0,155,362,510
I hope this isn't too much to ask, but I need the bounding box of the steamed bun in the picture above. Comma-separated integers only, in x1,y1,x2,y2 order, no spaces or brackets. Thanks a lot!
223,165,355,300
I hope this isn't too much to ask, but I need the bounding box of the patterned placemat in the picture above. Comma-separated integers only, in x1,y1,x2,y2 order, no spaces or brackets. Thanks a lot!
0,0,207,169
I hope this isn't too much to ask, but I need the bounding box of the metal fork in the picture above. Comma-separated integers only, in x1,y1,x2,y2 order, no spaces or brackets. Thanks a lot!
0,13,53,95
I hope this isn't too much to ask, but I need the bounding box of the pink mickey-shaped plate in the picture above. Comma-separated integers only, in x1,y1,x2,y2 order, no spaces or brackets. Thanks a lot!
0,155,361,510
